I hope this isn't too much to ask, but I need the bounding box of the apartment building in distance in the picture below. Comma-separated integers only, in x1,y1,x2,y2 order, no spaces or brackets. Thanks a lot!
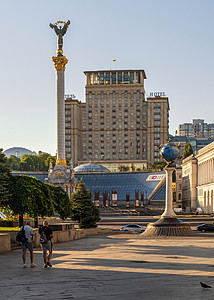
176,119,214,138
65,69,169,171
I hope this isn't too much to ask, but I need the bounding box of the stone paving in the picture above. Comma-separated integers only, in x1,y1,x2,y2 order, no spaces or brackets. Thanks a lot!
1,234,214,299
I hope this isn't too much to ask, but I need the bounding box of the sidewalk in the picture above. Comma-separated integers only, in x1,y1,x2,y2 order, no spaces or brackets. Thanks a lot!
1,234,214,299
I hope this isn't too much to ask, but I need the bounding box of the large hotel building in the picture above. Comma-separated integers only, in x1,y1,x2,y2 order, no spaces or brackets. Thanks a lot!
65,69,169,171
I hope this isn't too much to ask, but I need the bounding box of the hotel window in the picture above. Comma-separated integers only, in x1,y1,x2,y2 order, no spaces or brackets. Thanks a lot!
100,92,104,99
113,91,116,98
154,103,161,108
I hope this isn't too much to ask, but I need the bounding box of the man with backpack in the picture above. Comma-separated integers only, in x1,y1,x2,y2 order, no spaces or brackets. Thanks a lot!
39,220,53,268
21,221,36,268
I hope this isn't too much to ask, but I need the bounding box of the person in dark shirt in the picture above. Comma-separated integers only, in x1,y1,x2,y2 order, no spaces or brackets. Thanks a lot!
39,220,53,268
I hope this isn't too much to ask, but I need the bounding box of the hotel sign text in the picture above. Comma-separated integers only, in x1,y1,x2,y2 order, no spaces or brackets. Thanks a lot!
150,92,166,97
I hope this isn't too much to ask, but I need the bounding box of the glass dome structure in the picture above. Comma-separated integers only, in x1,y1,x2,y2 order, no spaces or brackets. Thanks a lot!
74,163,110,173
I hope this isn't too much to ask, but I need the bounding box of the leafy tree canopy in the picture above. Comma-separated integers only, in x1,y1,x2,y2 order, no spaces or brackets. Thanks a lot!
7,152,56,172
49,184,73,220
9,175,54,219
0,148,11,208
71,178,100,228
183,143,193,159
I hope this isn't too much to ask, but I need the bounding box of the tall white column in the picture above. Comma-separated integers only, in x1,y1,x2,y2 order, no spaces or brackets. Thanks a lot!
161,166,177,218
56,70,65,161
52,56,68,166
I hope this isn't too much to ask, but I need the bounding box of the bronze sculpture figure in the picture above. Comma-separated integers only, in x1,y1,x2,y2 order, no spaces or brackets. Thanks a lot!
49,20,70,56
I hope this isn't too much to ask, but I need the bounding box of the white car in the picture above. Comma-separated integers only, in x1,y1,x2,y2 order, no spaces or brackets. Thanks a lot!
0,211,7,219
120,224,146,233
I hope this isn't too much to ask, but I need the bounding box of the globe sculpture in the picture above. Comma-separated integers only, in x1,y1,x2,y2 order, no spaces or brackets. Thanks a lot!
141,141,194,237
160,142,179,163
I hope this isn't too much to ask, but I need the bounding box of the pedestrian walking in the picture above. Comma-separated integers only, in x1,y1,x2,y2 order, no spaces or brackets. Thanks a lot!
22,221,36,268
39,220,53,268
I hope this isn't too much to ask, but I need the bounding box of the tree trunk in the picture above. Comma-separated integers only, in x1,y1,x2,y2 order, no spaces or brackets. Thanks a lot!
34,216,38,228
19,214,23,227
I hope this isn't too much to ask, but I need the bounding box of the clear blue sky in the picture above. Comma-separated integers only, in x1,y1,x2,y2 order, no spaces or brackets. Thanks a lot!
1,0,214,155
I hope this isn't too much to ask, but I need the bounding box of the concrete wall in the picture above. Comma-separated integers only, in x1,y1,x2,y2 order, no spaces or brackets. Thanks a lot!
0,233,11,253
0,228,98,253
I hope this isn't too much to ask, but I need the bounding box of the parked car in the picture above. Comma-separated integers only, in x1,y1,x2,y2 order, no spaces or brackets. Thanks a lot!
197,224,214,233
0,211,6,219
120,224,146,233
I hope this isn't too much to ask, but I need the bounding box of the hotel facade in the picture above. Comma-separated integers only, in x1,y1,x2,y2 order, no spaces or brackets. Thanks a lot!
65,69,169,171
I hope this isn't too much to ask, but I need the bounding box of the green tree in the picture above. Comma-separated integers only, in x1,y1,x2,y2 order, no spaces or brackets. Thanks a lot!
9,175,54,226
71,178,100,228
49,184,73,220
7,155,20,171
0,149,11,209
19,154,41,171
38,152,56,171
183,143,193,159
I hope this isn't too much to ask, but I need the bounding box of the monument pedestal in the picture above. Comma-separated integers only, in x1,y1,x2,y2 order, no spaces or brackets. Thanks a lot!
142,165,194,237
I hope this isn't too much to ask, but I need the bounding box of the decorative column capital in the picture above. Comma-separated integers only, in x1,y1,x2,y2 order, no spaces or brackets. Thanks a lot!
52,56,68,71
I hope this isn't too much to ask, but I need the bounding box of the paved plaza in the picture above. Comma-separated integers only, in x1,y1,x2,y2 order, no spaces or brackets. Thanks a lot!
1,234,214,299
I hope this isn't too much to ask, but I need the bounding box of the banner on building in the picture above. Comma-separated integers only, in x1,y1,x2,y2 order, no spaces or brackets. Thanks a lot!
146,174,165,181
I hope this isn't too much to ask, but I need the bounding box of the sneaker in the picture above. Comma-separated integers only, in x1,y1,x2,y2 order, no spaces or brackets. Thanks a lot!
47,262,52,267
23,264,27,268
44,264,47,268
31,263,36,268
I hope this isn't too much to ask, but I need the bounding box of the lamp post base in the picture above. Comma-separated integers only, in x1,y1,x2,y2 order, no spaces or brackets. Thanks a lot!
141,216,195,237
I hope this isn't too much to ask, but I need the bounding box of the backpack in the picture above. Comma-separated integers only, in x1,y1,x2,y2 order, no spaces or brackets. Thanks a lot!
16,226,27,243
40,230,48,244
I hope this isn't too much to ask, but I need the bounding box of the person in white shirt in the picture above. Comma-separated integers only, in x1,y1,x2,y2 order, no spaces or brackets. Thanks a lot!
22,221,36,268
